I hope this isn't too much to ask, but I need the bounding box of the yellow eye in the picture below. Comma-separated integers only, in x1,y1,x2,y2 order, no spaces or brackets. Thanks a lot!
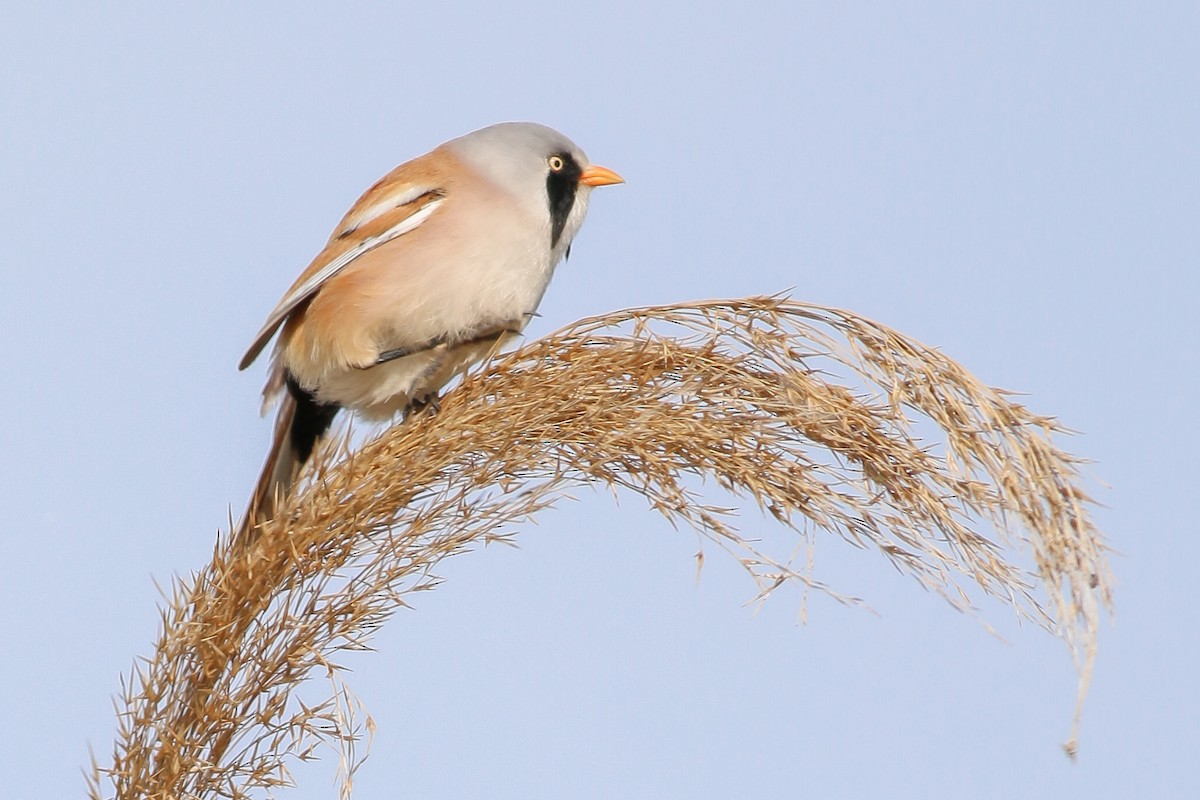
548,155,566,172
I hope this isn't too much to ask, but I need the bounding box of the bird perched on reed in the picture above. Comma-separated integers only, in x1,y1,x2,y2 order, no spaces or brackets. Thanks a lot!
237,122,623,537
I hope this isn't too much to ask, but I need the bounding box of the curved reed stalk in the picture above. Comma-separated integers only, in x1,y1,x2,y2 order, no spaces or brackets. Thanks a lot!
89,296,1111,799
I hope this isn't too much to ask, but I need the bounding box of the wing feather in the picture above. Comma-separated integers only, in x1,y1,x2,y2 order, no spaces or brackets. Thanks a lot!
238,188,445,370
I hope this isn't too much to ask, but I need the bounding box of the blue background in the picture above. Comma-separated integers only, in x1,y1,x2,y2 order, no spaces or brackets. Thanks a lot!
2,4,1194,798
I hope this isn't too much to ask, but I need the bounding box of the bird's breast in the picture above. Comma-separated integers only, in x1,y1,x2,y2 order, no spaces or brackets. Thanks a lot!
281,189,558,411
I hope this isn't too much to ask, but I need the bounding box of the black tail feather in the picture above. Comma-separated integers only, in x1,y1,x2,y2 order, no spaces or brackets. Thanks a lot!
286,373,340,466
235,373,340,547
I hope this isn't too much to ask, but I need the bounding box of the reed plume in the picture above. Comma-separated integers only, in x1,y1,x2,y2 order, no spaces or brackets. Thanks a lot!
89,296,1111,799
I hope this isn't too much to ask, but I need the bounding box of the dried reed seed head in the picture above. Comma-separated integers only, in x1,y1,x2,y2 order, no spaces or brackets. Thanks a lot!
91,297,1110,799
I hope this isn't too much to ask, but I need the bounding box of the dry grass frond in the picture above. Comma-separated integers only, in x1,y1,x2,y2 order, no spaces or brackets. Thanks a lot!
90,296,1111,799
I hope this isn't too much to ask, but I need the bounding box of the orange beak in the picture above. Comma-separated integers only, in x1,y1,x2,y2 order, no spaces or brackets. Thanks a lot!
579,164,625,187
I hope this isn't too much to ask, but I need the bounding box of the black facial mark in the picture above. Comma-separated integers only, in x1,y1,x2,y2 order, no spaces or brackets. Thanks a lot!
546,152,582,249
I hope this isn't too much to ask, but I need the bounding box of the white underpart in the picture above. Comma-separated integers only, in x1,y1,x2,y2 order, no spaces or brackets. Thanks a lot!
314,189,588,418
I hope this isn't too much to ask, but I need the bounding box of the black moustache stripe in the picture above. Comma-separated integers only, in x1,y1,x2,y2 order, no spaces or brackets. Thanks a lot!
546,153,582,249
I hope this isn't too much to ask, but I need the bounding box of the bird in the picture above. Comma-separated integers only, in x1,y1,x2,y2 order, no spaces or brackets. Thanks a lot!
236,121,623,539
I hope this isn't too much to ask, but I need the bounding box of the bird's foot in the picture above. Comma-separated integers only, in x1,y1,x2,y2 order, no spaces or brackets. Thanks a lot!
408,393,442,417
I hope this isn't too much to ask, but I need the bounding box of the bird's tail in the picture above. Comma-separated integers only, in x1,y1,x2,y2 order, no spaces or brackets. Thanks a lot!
235,379,340,547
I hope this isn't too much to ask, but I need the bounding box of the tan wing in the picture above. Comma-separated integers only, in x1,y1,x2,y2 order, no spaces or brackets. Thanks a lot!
238,161,452,371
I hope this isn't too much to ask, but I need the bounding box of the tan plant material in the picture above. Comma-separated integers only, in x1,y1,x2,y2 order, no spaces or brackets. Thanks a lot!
89,297,1112,799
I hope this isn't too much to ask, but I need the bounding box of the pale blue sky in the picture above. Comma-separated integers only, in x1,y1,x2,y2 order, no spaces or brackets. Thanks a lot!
2,3,1196,798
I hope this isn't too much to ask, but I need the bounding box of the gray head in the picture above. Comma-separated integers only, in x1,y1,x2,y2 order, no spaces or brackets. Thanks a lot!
445,122,623,253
